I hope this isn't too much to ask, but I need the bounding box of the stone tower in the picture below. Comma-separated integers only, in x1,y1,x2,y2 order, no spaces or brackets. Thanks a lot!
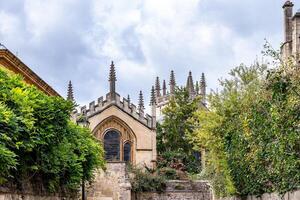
281,1,300,65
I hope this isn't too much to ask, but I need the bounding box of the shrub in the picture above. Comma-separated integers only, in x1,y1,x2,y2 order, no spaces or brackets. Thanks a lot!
129,166,167,193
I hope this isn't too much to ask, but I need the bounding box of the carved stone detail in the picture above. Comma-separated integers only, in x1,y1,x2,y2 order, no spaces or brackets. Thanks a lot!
93,115,136,164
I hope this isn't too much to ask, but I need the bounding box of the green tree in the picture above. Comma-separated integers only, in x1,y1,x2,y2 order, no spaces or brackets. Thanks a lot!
191,54,300,197
157,87,201,173
0,66,105,192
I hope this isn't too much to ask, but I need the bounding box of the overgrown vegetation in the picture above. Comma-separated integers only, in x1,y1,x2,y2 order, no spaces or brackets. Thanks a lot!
0,66,105,192
129,166,167,193
157,87,202,174
130,88,205,193
190,46,300,197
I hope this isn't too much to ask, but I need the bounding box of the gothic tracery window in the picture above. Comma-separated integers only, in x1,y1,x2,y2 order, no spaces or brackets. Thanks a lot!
104,130,120,161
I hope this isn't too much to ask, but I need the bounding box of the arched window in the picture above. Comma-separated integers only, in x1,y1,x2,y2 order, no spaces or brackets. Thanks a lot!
123,142,131,162
104,130,120,161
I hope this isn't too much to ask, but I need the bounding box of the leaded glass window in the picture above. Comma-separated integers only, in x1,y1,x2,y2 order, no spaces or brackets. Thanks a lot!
124,142,131,162
104,130,120,161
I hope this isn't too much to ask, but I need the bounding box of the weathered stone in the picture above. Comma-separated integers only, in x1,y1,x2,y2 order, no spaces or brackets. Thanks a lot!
86,162,131,200
133,180,212,200
217,189,300,200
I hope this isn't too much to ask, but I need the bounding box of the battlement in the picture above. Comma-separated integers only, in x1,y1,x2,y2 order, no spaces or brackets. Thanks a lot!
74,92,155,129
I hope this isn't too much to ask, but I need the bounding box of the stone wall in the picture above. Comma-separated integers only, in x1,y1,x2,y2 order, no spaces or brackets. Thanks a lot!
0,183,73,200
86,162,131,200
0,193,68,200
217,189,300,200
133,180,212,200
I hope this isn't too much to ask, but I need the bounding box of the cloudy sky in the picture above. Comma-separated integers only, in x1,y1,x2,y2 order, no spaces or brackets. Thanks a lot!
0,0,299,111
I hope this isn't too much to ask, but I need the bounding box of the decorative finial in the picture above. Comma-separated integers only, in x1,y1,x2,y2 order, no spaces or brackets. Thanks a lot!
162,80,167,96
186,71,195,97
155,77,161,97
109,61,116,82
195,81,199,95
127,94,131,104
169,70,176,94
109,61,117,99
150,86,156,106
200,73,206,97
283,1,294,8
138,90,145,111
67,80,75,102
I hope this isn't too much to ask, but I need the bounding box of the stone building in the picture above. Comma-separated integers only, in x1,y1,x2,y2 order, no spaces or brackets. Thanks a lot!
72,61,157,168
71,62,207,166
281,1,300,65
0,44,60,96
153,70,207,121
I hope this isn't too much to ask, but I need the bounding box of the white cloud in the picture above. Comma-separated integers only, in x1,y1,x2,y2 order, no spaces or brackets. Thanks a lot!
0,0,293,112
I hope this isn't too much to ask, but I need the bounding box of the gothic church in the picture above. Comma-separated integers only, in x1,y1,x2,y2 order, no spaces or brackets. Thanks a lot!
70,61,207,167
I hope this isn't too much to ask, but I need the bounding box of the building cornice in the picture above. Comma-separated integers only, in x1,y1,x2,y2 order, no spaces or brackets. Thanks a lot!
0,49,60,97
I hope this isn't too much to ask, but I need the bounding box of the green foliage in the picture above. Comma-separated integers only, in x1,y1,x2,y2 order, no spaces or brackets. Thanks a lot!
129,166,167,193
159,167,179,180
157,150,199,174
191,53,300,197
0,67,105,192
157,87,201,173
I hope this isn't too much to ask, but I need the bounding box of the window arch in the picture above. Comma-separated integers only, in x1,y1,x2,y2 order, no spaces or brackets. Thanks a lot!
92,116,136,164
123,142,131,162
104,130,120,161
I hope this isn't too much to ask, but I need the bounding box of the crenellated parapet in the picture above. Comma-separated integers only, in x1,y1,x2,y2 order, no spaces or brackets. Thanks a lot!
70,61,155,129
73,92,155,129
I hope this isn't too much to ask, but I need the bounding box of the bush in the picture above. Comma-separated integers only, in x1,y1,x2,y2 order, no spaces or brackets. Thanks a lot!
0,67,105,192
129,166,167,193
158,167,178,180
157,150,200,174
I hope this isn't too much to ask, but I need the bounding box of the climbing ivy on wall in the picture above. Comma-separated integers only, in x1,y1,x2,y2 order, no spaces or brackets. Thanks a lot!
0,66,105,192
190,49,300,197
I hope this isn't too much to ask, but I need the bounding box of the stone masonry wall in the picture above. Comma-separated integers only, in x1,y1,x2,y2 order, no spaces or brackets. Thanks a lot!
133,180,213,200
86,162,131,200
0,183,73,200
0,193,69,200
217,189,300,200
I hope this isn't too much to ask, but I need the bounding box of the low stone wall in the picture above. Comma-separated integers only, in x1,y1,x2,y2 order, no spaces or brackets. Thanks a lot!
134,180,212,200
217,189,300,200
86,162,131,200
0,184,73,200
0,193,68,200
